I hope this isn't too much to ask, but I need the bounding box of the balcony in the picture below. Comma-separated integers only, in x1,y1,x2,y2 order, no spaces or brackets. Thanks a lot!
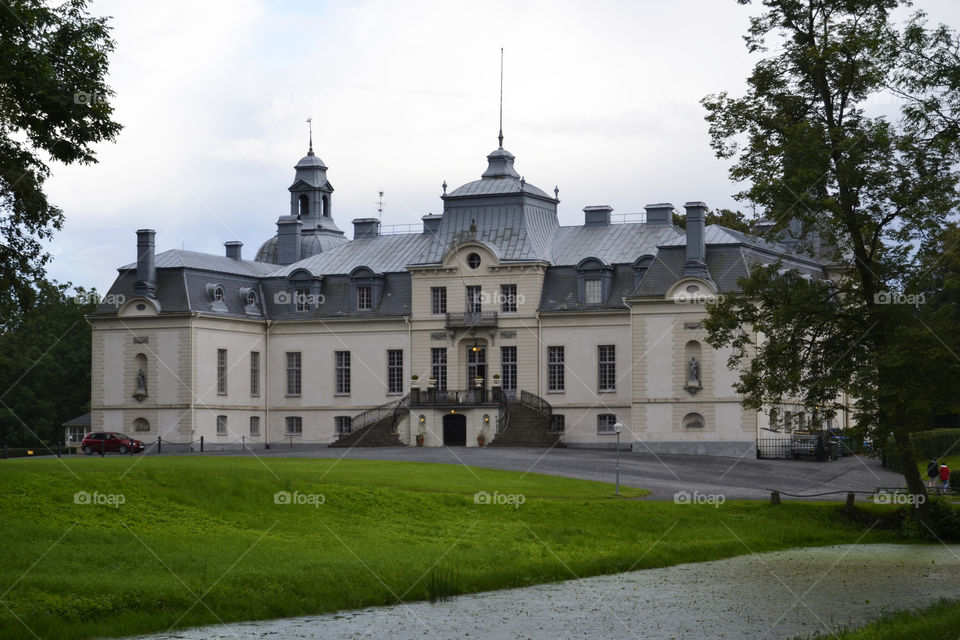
445,311,498,328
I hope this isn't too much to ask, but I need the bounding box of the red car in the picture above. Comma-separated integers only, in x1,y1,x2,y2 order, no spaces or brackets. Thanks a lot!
81,432,145,455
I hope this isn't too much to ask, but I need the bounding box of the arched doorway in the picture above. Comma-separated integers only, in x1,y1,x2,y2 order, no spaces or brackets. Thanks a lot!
443,413,467,446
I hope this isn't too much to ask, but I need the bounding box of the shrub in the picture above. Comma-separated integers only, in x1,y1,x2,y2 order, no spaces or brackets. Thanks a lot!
884,428,960,472
903,499,960,542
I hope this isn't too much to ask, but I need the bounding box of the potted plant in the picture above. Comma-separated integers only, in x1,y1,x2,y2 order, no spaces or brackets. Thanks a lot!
416,433,425,447
491,373,501,388
477,432,486,447
428,376,437,389
411,374,420,388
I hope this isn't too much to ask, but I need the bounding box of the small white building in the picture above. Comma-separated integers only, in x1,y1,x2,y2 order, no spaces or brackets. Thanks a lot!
88,136,833,455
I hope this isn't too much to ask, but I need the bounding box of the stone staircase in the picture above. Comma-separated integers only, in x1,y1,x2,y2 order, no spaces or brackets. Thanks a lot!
329,397,406,448
489,401,562,447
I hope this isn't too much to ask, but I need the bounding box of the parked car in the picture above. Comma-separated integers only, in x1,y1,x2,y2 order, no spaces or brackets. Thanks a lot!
790,434,820,459
81,432,145,455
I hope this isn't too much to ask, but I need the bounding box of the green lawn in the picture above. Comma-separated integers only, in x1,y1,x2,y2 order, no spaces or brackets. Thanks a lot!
831,599,960,639
0,456,904,639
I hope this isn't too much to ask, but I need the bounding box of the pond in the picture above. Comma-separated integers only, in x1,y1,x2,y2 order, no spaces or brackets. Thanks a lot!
130,544,960,639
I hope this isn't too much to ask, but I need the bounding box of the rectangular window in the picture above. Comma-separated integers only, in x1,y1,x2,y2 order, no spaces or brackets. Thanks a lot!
584,278,602,304
357,285,372,310
500,284,518,313
295,288,311,312
217,348,227,395
387,349,403,394
431,348,447,391
598,345,616,392
431,287,447,315
285,416,302,435
250,351,260,397
551,414,566,433
286,351,301,396
335,416,352,435
501,346,517,391
335,351,351,394
548,346,565,392
216,415,227,436
466,285,482,313
597,414,618,434
249,416,260,436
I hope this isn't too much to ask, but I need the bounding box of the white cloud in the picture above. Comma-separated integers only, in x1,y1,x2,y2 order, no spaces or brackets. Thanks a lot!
40,0,960,292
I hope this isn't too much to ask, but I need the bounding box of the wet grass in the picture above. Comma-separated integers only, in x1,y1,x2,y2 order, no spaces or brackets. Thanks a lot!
0,456,909,639
828,598,960,639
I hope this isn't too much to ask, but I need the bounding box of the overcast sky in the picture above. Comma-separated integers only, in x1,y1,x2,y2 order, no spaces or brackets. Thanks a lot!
42,0,960,294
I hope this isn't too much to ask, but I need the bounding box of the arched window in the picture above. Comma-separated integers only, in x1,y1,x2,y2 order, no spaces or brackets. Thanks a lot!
298,194,309,218
682,412,705,429
321,195,329,217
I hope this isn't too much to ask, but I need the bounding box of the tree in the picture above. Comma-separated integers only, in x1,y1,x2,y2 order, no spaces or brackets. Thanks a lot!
0,0,121,323
0,280,96,448
672,208,753,233
701,0,960,516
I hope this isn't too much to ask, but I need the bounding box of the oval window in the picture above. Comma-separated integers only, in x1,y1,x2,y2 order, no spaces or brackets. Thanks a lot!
467,253,481,269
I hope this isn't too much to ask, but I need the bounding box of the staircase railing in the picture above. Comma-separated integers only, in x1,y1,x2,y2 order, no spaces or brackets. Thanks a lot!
350,394,409,432
519,389,553,421
497,401,510,434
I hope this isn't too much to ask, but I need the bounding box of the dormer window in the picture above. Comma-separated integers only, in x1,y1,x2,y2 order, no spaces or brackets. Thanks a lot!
349,266,384,312
205,283,228,312
584,279,602,304
357,285,372,310
576,258,613,305
285,268,322,313
239,287,261,316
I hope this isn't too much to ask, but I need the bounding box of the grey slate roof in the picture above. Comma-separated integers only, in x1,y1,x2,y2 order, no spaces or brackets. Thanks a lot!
119,250,276,276
448,176,552,199
539,264,637,312
270,232,434,276
550,223,681,266
255,231,349,264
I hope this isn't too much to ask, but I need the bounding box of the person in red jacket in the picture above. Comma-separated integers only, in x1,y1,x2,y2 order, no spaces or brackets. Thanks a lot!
939,463,950,489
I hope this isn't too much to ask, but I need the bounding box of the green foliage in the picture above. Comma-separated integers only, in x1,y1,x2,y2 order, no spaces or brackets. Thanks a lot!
834,599,960,640
701,0,960,498
903,499,960,542
671,207,752,232
0,280,97,446
0,0,121,320
0,457,900,639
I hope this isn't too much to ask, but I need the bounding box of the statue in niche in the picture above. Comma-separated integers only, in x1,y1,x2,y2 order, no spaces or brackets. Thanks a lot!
688,357,699,384
136,369,147,393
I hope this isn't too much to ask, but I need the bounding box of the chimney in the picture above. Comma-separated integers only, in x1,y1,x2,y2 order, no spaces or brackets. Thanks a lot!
134,229,157,298
276,215,303,266
352,217,380,239
224,241,243,260
422,214,442,236
583,205,612,227
683,201,710,278
644,203,674,226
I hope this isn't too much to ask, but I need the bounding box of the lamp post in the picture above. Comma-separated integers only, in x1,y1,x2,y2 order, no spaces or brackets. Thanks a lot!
614,421,623,496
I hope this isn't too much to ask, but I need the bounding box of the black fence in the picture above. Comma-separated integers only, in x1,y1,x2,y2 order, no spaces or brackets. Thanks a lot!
757,435,827,461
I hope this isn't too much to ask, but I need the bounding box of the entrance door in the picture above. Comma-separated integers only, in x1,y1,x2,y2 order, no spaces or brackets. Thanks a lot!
443,414,467,446
466,345,486,389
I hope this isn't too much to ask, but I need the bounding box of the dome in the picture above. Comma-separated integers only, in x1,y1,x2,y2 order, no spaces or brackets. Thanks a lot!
255,231,348,264
295,150,327,170
446,146,553,200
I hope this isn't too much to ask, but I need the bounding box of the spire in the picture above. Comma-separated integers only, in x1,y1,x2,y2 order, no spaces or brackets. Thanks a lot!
498,47,504,149
307,116,314,156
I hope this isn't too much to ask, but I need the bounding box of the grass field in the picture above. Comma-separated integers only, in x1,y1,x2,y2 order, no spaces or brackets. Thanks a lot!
0,456,906,639
832,599,960,639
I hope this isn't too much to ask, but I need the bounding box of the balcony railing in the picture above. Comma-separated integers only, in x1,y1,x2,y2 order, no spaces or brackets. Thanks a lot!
410,388,497,405
445,311,498,328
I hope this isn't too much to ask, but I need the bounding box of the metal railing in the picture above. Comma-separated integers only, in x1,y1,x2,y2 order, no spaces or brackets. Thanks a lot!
497,402,510,434
757,435,826,461
413,388,494,405
350,395,409,431
519,389,553,421
444,311,498,328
